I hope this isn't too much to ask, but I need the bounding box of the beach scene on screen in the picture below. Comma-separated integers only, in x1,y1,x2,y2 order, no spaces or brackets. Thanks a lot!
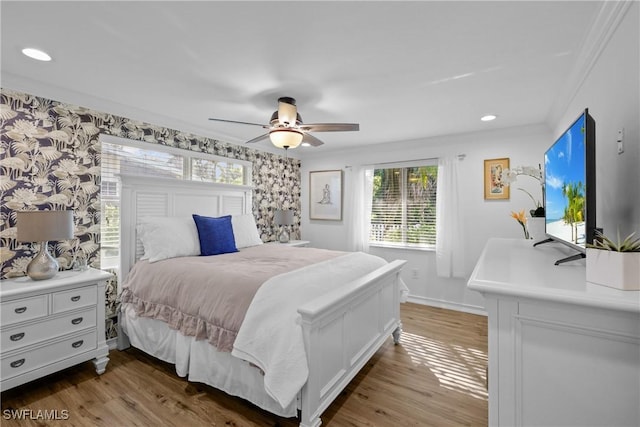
545,114,587,246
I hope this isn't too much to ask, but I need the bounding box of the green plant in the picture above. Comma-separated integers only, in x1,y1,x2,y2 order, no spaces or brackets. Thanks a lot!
589,230,640,252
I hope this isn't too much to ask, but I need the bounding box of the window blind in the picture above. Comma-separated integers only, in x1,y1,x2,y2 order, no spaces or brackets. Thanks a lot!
370,163,438,247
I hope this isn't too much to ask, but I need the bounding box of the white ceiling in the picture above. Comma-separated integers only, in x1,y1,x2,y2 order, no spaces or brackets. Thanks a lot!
1,1,603,157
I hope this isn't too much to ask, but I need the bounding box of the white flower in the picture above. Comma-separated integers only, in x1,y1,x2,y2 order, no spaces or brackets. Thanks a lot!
501,164,545,211
501,169,518,184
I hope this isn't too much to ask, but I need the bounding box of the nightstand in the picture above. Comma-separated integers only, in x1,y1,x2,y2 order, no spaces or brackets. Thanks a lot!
269,240,310,247
0,268,112,392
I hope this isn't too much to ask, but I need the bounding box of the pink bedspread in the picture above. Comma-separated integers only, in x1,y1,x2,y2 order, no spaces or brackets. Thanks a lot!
120,244,342,352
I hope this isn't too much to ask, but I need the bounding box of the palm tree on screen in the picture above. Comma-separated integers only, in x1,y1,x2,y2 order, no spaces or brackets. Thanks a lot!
562,181,585,243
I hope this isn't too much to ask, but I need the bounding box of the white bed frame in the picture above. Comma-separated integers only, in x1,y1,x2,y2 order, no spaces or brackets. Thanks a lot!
115,173,406,427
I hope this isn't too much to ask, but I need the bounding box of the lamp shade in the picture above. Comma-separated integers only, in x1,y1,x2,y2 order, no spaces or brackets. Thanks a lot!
269,129,303,149
17,210,74,242
274,209,294,226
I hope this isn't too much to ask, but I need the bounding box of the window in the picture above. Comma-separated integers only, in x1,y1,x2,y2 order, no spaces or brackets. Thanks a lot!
191,158,244,185
99,136,251,269
369,162,438,248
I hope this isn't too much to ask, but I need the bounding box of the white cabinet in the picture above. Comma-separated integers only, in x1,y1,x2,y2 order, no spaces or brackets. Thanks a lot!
468,238,640,427
0,268,112,391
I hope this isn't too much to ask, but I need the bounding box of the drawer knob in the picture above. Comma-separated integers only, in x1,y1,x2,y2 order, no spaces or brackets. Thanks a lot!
71,317,83,325
10,359,25,368
10,332,25,342
71,296,81,302
14,306,27,314
72,340,84,348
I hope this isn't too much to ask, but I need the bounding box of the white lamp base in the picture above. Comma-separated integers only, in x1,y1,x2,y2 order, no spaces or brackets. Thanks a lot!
26,241,59,280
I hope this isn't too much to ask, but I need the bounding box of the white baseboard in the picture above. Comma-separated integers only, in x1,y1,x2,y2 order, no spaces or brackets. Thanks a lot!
406,295,487,316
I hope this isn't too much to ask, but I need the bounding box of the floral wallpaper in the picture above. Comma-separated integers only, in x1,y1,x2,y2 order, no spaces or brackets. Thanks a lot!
1,89,301,338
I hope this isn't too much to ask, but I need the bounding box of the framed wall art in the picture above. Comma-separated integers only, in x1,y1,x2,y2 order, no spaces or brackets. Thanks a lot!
309,170,343,220
484,158,510,200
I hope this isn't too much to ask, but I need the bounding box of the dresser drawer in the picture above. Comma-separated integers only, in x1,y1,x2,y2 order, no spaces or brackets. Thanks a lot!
1,307,97,352
1,330,97,380
1,295,48,326
52,285,97,314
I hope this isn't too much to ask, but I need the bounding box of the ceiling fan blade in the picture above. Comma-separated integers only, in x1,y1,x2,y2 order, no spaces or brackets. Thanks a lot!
299,123,359,132
209,117,269,128
302,133,324,147
245,133,270,144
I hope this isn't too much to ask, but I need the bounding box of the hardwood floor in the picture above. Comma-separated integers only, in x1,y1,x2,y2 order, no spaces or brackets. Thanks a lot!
1,303,488,426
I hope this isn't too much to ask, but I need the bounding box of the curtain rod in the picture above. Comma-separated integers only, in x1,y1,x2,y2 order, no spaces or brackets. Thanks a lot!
345,154,465,169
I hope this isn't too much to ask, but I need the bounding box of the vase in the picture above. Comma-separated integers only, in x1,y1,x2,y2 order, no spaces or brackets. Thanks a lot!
586,248,640,290
528,217,545,241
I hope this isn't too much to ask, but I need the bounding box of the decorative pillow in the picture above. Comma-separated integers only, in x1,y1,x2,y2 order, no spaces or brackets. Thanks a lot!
192,214,238,256
231,214,263,249
137,216,200,263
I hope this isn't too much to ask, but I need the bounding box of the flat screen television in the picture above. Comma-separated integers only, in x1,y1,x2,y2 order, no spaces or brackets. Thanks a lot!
536,108,596,265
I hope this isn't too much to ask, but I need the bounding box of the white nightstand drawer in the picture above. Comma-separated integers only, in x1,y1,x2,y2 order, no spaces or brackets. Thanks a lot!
52,285,97,314
1,295,48,326
1,307,97,352
1,330,97,380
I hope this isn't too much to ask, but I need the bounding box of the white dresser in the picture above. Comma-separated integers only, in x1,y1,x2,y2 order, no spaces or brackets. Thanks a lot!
468,238,640,427
1,268,112,391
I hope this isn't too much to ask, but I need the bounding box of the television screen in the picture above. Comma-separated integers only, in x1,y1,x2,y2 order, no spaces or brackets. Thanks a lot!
544,109,596,254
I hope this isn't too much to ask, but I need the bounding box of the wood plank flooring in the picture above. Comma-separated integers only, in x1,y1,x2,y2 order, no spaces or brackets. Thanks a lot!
1,303,488,426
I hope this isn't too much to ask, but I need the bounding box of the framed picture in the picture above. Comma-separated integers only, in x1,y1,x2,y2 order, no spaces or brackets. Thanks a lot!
309,170,343,220
484,158,510,200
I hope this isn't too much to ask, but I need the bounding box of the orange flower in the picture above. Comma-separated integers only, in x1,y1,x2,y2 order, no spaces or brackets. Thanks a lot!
510,209,527,225
510,209,530,239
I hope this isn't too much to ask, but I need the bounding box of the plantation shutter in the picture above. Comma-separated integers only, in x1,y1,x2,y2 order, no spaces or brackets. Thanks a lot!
99,142,186,269
99,137,251,270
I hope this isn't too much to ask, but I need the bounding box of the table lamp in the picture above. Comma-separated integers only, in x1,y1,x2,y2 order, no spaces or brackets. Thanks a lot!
274,209,294,243
16,210,74,280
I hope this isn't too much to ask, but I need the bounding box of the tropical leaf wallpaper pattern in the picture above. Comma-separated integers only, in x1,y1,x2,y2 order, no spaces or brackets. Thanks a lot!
1,89,301,336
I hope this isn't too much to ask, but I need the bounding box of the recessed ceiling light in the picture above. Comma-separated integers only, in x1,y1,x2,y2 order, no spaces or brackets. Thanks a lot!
481,114,497,122
301,142,311,147
22,48,52,62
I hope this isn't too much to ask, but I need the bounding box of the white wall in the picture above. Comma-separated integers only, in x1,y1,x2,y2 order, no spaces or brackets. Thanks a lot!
299,2,639,314
553,1,639,238
300,124,551,314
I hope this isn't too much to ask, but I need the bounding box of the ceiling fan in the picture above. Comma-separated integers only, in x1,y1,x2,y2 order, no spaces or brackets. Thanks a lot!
208,97,359,149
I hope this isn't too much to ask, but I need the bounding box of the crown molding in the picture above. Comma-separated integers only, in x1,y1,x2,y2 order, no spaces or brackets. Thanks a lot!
546,0,634,126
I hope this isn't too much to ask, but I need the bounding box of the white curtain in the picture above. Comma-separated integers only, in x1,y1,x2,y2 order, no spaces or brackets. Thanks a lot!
347,166,374,252
435,156,465,278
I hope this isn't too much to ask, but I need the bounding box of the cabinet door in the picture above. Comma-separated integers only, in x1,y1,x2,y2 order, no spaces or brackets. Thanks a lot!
515,305,640,427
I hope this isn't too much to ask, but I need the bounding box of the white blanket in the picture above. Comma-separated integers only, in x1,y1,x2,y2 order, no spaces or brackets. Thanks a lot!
231,252,406,409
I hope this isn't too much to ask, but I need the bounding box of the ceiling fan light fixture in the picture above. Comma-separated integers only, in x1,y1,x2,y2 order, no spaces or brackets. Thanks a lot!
269,129,303,149
277,98,298,126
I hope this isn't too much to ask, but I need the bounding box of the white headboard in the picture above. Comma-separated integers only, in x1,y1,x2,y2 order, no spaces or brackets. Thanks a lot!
118,173,253,283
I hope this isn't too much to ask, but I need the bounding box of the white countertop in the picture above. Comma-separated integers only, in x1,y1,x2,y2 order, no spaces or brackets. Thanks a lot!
0,268,113,300
468,238,640,313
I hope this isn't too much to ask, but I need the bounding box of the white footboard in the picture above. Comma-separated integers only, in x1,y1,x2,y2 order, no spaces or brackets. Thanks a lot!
297,259,406,427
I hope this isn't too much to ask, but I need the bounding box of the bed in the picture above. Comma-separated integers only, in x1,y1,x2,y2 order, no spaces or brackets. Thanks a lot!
116,173,407,427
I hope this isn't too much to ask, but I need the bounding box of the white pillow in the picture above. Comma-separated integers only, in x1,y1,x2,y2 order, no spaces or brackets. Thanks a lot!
231,214,263,249
137,216,201,262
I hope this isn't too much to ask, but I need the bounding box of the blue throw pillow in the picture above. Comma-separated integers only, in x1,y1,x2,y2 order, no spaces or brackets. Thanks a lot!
192,214,238,256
